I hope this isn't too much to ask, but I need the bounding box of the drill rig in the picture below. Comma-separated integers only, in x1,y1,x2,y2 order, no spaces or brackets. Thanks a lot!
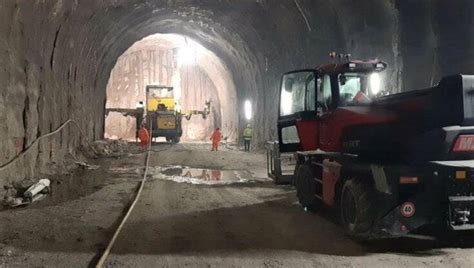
105,85,210,143
145,85,210,143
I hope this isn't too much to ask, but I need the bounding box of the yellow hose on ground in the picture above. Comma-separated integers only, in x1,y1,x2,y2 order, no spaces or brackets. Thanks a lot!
95,121,154,268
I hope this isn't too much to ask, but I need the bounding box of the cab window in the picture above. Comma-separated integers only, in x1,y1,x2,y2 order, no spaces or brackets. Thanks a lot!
338,73,371,106
280,71,315,116
281,125,300,144
318,74,332,112
305,75,317,111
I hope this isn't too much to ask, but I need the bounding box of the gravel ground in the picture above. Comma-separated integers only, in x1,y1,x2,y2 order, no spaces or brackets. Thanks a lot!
1,143,473,267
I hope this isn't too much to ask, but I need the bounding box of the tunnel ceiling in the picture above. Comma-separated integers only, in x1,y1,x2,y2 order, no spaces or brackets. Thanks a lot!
0,0,473,183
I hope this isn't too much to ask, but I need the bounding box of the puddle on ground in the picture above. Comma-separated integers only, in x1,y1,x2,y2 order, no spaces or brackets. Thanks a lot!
150,166,256,185
2,164,256,211
108,166,142,177
45,173,108,205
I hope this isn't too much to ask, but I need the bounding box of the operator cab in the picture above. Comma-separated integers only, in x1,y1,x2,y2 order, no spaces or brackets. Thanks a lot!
322,61,386,107
146,85,176,113
277,59,387,152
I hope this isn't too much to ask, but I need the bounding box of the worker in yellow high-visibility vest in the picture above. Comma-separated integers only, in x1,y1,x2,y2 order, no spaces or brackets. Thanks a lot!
243,124,253,152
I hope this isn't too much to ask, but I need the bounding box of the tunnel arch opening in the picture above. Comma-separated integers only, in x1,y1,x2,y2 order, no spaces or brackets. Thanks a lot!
104,33,238,143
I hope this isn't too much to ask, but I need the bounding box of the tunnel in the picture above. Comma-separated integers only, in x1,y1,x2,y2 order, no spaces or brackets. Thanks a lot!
1,0,473,182
1,1,474,266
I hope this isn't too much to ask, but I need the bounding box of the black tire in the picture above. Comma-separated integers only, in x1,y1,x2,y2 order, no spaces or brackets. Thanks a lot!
340,179,376,237
273,175,286,185
173,136,181,143
295,163,320,210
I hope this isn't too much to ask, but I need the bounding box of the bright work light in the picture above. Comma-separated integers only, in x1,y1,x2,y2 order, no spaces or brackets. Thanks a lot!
178,46,196,66
370,73,381,95
244,100,252,120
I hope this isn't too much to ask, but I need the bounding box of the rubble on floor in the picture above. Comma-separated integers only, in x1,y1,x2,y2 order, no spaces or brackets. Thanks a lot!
84,139,140,157
74,161,100,170
2,179,51,208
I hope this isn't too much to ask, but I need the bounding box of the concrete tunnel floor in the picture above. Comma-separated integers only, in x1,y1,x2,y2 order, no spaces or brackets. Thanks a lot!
1,143,474,267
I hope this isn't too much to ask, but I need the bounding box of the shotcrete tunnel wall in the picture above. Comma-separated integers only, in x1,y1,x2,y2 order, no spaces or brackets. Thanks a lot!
1,0,473,186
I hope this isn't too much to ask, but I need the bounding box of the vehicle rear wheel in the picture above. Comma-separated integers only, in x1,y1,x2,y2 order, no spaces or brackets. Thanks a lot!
172,136,181,143
295,163,320,210
340,179,376,238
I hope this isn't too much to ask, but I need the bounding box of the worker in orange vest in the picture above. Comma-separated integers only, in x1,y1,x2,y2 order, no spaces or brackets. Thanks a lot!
138,124,150,150
210,128,222,151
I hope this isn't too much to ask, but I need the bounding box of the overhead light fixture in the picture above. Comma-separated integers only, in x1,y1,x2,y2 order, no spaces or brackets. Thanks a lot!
375,63,385,71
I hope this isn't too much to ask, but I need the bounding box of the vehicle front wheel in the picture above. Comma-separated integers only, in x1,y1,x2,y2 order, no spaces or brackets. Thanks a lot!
172,136,181,143
340,179,376,238
295,163,321,210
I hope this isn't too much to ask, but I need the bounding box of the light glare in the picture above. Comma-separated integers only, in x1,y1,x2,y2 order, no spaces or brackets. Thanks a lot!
244,100,252,120
370,73,381,95
178,46,196,66
281,90,293,115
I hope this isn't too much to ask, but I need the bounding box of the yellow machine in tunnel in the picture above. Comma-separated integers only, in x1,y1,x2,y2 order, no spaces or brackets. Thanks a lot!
145,85,211,143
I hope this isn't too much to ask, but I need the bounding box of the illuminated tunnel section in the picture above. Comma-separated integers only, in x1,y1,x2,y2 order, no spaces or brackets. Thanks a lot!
104,34,238,142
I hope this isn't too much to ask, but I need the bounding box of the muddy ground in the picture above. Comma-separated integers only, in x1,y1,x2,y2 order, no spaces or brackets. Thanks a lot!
1,143,474,267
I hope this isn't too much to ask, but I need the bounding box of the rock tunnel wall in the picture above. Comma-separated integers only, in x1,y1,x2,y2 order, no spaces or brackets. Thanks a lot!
1,0,473,185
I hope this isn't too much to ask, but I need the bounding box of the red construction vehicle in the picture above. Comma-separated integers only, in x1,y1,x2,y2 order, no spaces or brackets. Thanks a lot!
268,56,474,239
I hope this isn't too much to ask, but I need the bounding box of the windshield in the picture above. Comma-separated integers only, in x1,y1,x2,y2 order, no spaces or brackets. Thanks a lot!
280,71,314,116
149,88,174,98
338,72,381,106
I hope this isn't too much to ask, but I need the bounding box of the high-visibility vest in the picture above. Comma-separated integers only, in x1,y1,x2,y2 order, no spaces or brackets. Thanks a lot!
243,127,253,140
211,130,221,142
